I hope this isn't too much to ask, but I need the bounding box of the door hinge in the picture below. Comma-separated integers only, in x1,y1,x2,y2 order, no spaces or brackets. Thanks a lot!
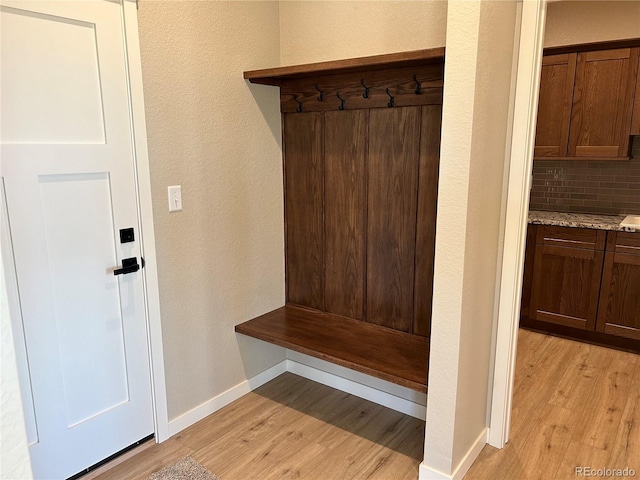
141,257,145,269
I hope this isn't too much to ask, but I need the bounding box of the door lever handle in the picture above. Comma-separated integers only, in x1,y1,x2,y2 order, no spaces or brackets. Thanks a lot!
114,257,140,276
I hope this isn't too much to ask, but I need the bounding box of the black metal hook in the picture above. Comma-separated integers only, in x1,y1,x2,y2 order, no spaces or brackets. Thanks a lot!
315,85,324,102
360,79,370,99
385,88,395,108
293,95,303,113
337,92,346,111
413,74,422,95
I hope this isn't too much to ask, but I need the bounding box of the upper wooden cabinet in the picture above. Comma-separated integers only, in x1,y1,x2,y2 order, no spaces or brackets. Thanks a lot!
534,54,576,158
632,52,640,136
535,43,640,161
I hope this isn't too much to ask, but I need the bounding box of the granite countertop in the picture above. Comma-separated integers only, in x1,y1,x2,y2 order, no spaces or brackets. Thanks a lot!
528,210,634,231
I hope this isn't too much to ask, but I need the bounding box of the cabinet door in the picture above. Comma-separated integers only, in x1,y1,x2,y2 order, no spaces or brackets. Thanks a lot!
632,52,640,136
568,48,639,159
529,227,605,330
534,53,576,158
596,233,640,341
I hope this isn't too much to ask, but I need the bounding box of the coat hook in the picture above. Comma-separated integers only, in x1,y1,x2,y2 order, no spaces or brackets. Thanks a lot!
413,74,422,95
315,85,324,102
293,95,303,113
385,88,395,108
360,79,370,99
337,92,346,111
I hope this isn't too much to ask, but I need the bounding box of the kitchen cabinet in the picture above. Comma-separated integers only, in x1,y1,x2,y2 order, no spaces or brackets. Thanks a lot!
632,52,640,135
534,54,576,158
596,232,640,340
529,226,605,330
534,44,640,161
522,224,640,350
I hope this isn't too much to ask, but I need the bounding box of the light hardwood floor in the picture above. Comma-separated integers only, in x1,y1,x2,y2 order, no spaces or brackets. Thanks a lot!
93,329,639,480
466,329,640,480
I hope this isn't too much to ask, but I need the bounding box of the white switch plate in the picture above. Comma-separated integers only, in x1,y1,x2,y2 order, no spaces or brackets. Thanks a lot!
168,185,182,212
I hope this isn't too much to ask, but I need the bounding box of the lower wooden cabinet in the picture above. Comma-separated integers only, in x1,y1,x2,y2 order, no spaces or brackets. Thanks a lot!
529,226,605,330
596,232,640,340
522,224,640,349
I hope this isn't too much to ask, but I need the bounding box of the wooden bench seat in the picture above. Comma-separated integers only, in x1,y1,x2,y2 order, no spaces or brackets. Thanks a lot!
235,305,429,392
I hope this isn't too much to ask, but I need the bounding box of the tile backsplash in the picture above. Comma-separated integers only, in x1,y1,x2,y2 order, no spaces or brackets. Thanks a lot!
529,137,640,215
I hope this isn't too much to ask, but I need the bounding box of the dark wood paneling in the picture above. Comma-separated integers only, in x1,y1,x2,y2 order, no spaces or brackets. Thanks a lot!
235,305,429,392
284,113,324,310
568,48,639,159
366,107,421,332
534,53,576,158
413,105,441,337
324,110,367,319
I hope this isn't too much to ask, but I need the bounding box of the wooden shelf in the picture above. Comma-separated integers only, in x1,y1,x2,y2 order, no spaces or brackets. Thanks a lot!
235,305,429,392
243,48,445,86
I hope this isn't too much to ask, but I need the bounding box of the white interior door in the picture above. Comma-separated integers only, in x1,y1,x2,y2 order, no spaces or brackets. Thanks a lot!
0,1,154,478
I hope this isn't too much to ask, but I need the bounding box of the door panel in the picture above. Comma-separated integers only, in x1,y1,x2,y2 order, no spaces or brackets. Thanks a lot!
38,173,129,427
1,1,153,478
1,6,105,144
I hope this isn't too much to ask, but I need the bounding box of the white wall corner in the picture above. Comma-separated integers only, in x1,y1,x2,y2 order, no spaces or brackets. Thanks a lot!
167,360,286,438
419,428,488,480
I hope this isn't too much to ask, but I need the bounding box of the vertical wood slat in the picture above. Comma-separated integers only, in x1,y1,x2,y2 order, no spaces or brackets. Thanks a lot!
324,110,368,319
366,107,421,332
284,112,324,310
413,105,442,337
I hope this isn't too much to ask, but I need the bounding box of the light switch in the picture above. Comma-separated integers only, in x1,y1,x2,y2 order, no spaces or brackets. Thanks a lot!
168,185,182,212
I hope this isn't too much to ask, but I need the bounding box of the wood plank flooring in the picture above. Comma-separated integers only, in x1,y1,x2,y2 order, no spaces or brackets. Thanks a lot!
93,329,639,480
466,329,640,479
93,373,425,480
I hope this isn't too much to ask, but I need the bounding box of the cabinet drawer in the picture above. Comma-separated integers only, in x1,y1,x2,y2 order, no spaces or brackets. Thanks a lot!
536,225,606,250
605,231,640,254
597,249,640,341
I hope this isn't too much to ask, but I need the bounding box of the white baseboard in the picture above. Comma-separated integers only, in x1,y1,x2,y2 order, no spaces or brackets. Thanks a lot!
286,353,426,420
167,360,287,437
419,428,488,480
167,352,430,438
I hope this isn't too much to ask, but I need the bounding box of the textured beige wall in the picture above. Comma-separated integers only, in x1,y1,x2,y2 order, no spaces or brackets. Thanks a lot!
545,1,640,47
424,0,519,475
137,1,286,420
279,1,447,65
